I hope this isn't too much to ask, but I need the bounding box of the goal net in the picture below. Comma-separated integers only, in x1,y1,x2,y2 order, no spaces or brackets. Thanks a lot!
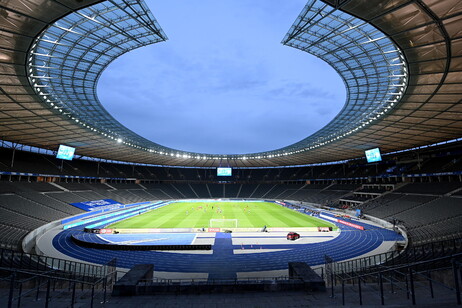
209,219,238,228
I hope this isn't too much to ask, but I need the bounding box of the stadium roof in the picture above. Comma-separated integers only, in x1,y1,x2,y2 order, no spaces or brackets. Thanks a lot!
1,0,461,167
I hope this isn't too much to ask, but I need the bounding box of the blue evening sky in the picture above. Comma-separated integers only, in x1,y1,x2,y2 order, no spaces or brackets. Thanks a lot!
97,0,345,155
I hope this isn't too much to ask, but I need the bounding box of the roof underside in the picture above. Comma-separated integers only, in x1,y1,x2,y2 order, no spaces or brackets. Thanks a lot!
0,0,461,167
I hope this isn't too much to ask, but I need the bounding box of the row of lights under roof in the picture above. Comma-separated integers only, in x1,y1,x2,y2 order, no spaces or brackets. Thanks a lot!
276,79,406,157
28,79,403,162
26,32,407,162
27,72,405,162
263,50,408,158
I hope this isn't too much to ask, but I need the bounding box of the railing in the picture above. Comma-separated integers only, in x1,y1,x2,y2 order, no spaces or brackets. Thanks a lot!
1,266,118,308
330,254,462,306
139,275,297,286
330,237,462,276
0,248,109,278
0,249,118,308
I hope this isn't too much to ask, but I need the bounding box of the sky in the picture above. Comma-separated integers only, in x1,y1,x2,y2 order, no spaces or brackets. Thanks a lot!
97,0,345,155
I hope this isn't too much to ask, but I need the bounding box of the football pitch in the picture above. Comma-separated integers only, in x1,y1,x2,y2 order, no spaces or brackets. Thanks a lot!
107,201,336,229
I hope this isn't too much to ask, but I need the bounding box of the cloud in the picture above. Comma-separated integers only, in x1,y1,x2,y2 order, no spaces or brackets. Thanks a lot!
267,82,339,100
96,0,346,154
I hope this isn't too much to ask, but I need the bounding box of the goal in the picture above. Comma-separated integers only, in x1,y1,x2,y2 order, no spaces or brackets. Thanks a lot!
209,219,238,228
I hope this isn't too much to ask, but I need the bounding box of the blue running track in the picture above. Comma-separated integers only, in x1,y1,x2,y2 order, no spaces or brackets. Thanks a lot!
74,233,196,246
52,218,404,277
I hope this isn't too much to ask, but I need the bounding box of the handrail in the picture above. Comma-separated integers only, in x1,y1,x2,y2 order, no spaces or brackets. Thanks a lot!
331,236,462,276
140,275,297,286
413,267,456,292
3,265,117,308
332,252,462,306
0,247,108,278
0,267,103,284
337,251,462,280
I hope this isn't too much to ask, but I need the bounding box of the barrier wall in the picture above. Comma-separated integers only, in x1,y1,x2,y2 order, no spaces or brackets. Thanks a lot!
71,235,212,251
113,227,324,234
115,228,195,233
22,220,61,253
319,213,365,230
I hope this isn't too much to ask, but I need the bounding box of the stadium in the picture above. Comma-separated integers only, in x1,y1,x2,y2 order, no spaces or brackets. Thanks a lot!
0,0,462,306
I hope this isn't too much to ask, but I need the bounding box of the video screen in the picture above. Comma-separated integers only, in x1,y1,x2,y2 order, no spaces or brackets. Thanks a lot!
56,145,75,161
217,167,232,176
365,147,382,163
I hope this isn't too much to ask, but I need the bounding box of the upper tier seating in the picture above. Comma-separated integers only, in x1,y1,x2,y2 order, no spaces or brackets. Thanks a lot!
396,182,461,195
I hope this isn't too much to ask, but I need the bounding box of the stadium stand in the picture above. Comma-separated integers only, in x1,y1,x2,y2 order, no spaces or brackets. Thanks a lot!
365,194,438,219
236,184,258,198
16,192,82,215
1,170,461,251
142,184,175,199
223,184,240,198
395,182,461,195
173,183,198,198
0,195,66,222
207,183,224,198
2,153,462,307
190,183,211,198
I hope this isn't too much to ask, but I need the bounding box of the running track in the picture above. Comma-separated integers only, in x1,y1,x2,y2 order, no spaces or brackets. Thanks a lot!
52,218,404,276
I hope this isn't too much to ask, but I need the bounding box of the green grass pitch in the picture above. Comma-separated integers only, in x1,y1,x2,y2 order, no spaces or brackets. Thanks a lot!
107,201,336,229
